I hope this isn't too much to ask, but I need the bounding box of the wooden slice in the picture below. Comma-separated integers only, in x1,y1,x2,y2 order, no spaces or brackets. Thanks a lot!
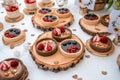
79,19,110,36
23,8,37,15
30,32,85,72
32,8,74,31
86,39,114,57
0,22,3,31
38,0,55,7
5,13,24,23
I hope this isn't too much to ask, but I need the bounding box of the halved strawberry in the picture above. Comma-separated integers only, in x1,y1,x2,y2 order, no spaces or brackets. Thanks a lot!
0,61,10,71
25,0,36,4
53,28,61,36
46,44,52,51
100,36,108,43
10,60,19,68
38,43,44,50
59,26,65,33
67,47,71,53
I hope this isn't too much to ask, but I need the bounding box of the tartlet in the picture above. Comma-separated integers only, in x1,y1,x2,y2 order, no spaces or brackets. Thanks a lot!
101,14,110,27
41,14,59,27
55,8,71,18
59,39,83,58
2,28,26,48
52,26,72,42
82,13,100,25
35,38,58,56
0,58,28,80
90,34,112,52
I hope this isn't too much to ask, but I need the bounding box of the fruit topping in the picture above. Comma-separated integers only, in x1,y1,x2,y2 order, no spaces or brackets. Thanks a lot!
59,26,65,32
43,15,57,22
10,60,19,68
5,5,19,12
84,13,98,20
44,43,52,52
5,28,21,38
25,0,36,4
0,61,10,71
38,43,44,50
100,36,108,43
92,34,100,42
61,40,80,53
57,8,69,14
53,28,61,36
39,8,51,14
53,26,66,36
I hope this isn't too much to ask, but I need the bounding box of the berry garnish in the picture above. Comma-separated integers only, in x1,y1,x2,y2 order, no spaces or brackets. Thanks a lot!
53,28,61,36
57,8,69,14
100,36,108,43
5,5,19,12
43,15,57,22
85,13,98,20
25,0,36,4
44,43,52,52
59,26,65,33
38,43,44,50
67,48,71,53
92,34,100,42
0,61,10,71
10,60,19,68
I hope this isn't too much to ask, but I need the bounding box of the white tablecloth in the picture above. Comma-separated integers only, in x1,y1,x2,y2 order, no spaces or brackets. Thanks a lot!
0,0,120,80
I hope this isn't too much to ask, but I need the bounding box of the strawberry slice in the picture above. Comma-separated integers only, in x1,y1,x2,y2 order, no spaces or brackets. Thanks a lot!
44,43,52,52
53,28,61,36
100,36,108,43
0,61,10,71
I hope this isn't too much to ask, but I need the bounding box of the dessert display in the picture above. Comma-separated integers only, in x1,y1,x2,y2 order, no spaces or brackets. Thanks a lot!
2,28,26,48
37,8,53,17
0,58,28,80
82,13,100,25
113,34,120,46
30,31,85,72
79,13,110,36
52,26,72,42
35,38,58,56
23,0,37,15
55,8,70,18
32,8,74,31
4,0,24,22
101,14,110,27
0,22,3,31
86,34,114,56
38,0,55,7
59,39,83,58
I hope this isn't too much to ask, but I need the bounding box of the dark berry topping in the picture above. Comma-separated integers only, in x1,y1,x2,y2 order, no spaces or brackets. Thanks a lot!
43,15,57,22
84,13,98,20
5,28,21,38
57,8,69,14
39,8,51,14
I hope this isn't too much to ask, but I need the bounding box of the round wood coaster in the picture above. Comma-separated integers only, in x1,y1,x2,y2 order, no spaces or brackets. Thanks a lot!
5,13,24,23
79,19,110,36
32,8,74,31
23,8,37,15
86,39,114,57
30,32,85,72
38,0,55,7
0,22,3,31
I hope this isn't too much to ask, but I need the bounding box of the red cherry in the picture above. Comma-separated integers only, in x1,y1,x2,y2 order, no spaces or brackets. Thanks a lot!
100,36,108,43
10,60,19,68
38,43,44,50
59,26,65,33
